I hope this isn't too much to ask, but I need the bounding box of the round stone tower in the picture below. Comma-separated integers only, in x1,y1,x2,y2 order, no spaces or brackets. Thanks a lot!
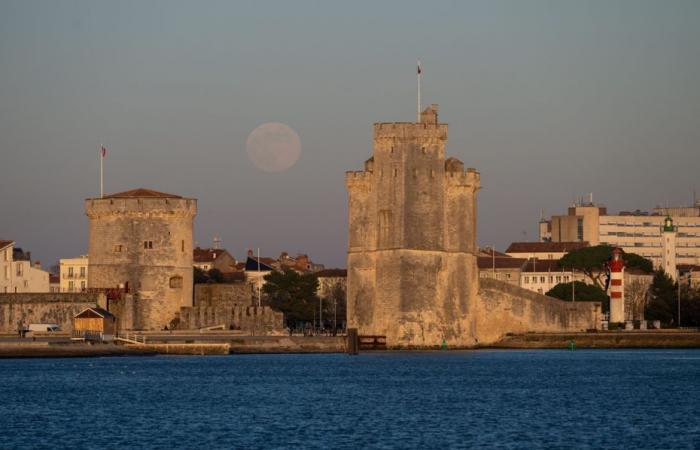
85,188,197,330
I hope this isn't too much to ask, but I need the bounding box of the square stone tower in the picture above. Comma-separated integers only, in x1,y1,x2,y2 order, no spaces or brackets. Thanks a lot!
345,105,481,347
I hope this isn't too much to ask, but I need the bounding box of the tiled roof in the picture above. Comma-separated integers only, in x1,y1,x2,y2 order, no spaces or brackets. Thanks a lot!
477,257,526,270
193,247,231,263
521,258,565,273
103,188,183,199
0,240,13,250
315,269,347,278
506,241,589,254
478,248,510,258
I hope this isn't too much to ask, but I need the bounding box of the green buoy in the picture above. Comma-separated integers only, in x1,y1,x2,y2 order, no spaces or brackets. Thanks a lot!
441,339,447,350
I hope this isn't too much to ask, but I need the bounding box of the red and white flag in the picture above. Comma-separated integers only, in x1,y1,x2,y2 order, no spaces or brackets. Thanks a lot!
101,145,107,158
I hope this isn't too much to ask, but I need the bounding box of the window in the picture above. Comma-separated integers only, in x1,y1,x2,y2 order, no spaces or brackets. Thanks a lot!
181,240,185,252
16,264,23,277
506,273,511,279
144,241,153,249
80,267,86,277
556,276,561,283
80,281,86,290
540,276,545,283
422,146,427,155
564,276,570,282
114,244,123,253
68,281,74,291
393,168,398,177
68,267,74,277
523,277,529,284
548,276,553,283
23,280,28,288
169,276,183,289
4,266,8,279
577,218,584,241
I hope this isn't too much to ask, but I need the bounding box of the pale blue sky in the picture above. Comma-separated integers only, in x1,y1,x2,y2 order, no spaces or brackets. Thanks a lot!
1,0,699,268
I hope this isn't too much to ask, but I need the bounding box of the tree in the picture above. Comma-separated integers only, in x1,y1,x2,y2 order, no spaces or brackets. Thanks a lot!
207,268,224,283
263,269,320,328
558,245,653,289
645,270,677,325
322,282,346,334
546,281,609,312
193,267,209,284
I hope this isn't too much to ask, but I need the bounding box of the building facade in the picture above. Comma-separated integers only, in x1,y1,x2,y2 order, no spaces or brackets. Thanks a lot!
0,241,50,293
541,199,700,269
60,255,89,292
86,188,197,330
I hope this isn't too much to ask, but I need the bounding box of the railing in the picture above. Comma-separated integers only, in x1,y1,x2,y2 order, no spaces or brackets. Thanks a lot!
115,332,147,345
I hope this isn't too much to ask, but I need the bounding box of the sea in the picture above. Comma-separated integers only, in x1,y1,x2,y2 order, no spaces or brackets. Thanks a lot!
1,350,699,449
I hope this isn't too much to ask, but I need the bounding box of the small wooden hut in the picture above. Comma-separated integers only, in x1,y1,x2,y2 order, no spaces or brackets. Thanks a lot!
73,307,116,342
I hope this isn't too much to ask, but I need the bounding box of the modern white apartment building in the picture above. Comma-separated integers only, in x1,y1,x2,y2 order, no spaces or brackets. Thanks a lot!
59,255,89,292
541,199,700,270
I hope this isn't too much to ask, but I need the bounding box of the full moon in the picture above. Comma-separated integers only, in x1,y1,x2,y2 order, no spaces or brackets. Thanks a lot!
245,122,301,172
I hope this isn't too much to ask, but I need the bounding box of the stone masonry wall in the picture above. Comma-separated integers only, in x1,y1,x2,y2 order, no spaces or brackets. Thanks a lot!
0,293,106,332
476,278,601,345
86,196,196,330
176,284,284,334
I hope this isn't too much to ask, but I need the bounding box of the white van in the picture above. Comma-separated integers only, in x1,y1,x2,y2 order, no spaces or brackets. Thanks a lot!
27,323,61,332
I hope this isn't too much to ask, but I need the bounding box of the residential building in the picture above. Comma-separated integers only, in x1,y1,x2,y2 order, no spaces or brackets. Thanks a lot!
0,240,12,294
193,247,237,273
477,256,526,286
540,198,700,269
49,274,60,293
505,241,589,261
0,240,50,293
60,255,89,292
520,258,584,295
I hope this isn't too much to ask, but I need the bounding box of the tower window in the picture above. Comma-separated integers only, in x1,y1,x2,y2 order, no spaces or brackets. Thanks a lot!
393,168,398,177
422,147,427,154
169,276,183,289
144,241,153,249
181,240,185,252
113,244,123,253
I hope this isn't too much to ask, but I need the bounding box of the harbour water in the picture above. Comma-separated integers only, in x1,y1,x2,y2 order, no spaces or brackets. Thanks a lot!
1,350,699,449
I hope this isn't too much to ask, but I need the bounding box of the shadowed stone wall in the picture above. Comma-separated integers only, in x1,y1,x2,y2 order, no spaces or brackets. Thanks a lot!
476,278,601,345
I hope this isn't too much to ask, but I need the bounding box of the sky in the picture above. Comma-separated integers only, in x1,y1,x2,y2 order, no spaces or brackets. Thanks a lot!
1,0,699,269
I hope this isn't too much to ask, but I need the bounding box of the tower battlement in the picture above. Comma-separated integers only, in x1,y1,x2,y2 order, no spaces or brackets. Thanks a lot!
445,168,481,189
373,122,448,141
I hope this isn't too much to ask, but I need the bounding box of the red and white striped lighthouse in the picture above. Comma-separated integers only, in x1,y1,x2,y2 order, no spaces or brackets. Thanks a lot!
609,247,625,323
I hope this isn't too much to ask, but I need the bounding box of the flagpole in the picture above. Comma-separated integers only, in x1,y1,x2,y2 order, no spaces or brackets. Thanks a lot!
417,59,421,122
100,143,104,198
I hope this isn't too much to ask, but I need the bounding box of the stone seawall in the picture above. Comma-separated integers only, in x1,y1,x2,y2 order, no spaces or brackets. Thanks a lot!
476,278,601,345
0,293,106,333
490,332,700,349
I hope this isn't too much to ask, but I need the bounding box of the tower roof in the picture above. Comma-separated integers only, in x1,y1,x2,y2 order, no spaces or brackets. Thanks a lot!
103,188,183,199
